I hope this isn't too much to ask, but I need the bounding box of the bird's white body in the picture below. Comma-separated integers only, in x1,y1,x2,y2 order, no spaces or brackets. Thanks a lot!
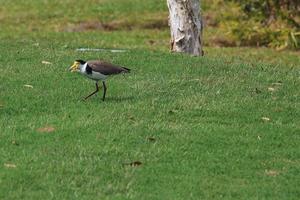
80,63,107,81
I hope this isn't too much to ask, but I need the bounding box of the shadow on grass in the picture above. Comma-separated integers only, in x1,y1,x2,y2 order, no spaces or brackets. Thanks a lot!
79,95,135,103
105,95,135,102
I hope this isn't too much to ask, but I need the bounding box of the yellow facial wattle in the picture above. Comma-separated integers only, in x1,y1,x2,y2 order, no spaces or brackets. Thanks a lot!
69,62,79,72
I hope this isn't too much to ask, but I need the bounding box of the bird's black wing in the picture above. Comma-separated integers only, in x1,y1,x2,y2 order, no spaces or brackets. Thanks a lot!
87,60,130,75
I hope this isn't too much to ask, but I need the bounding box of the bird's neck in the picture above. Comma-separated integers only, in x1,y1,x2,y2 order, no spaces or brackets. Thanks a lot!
80,63,88,73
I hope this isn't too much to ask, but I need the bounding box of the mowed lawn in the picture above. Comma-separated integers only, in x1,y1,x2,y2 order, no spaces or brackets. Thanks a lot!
1,0,300,199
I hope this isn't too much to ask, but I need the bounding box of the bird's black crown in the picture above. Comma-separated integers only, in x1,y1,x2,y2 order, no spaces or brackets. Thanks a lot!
75,59,86,64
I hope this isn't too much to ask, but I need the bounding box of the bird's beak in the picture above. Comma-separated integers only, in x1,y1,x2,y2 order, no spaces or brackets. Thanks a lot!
69,63,78,72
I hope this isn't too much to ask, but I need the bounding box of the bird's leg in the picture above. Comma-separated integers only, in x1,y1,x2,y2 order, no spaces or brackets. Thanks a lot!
84,82,99,100
102,81,107,101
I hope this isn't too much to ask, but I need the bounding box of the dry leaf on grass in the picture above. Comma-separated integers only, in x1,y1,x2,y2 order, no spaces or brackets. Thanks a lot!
12,140,19,146
123,161,142,167
265,170,280,177
24,84,33,88
129,161,142,166
261,117,271,122
272,81,282,86
257,135,261,140
42,61,52,65
268,87,275,92
168,109,178,114
255,88,262,94
147,137,156,142
127,115,135,121
4,163,16,168
37,126,55,133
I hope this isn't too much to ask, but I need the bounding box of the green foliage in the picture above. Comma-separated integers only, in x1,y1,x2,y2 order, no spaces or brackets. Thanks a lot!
223,0,300,50
202,0,299,50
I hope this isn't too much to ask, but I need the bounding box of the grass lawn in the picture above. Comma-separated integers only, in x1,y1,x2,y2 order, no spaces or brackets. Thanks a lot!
0,0,300,199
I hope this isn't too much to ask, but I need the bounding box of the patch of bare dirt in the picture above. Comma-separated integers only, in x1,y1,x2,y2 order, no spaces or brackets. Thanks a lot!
4,163,16,168
141,19,168,29
210,37,236,47
265,169,280,177
64,20,106,32
37,126,55,133
63,19,168,32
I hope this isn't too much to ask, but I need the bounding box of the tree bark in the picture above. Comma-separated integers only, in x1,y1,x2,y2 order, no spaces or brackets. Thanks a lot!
167,0,203,56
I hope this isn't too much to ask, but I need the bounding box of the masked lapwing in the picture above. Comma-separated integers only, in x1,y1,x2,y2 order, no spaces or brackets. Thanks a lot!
69,59,130,101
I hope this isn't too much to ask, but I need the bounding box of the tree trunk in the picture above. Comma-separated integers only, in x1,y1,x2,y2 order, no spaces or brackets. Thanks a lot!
167,0,203,56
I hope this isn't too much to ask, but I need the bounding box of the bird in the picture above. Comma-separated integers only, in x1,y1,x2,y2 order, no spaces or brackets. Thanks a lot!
69,59,130,101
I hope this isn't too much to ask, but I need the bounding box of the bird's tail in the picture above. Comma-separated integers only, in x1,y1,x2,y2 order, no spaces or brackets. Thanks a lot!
122,67,131,73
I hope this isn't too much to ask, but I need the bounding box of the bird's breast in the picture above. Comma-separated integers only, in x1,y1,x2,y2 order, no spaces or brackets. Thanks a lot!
86,71,107,81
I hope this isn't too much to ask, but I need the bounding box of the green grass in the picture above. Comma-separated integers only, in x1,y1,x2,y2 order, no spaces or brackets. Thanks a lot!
1,0,300,199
